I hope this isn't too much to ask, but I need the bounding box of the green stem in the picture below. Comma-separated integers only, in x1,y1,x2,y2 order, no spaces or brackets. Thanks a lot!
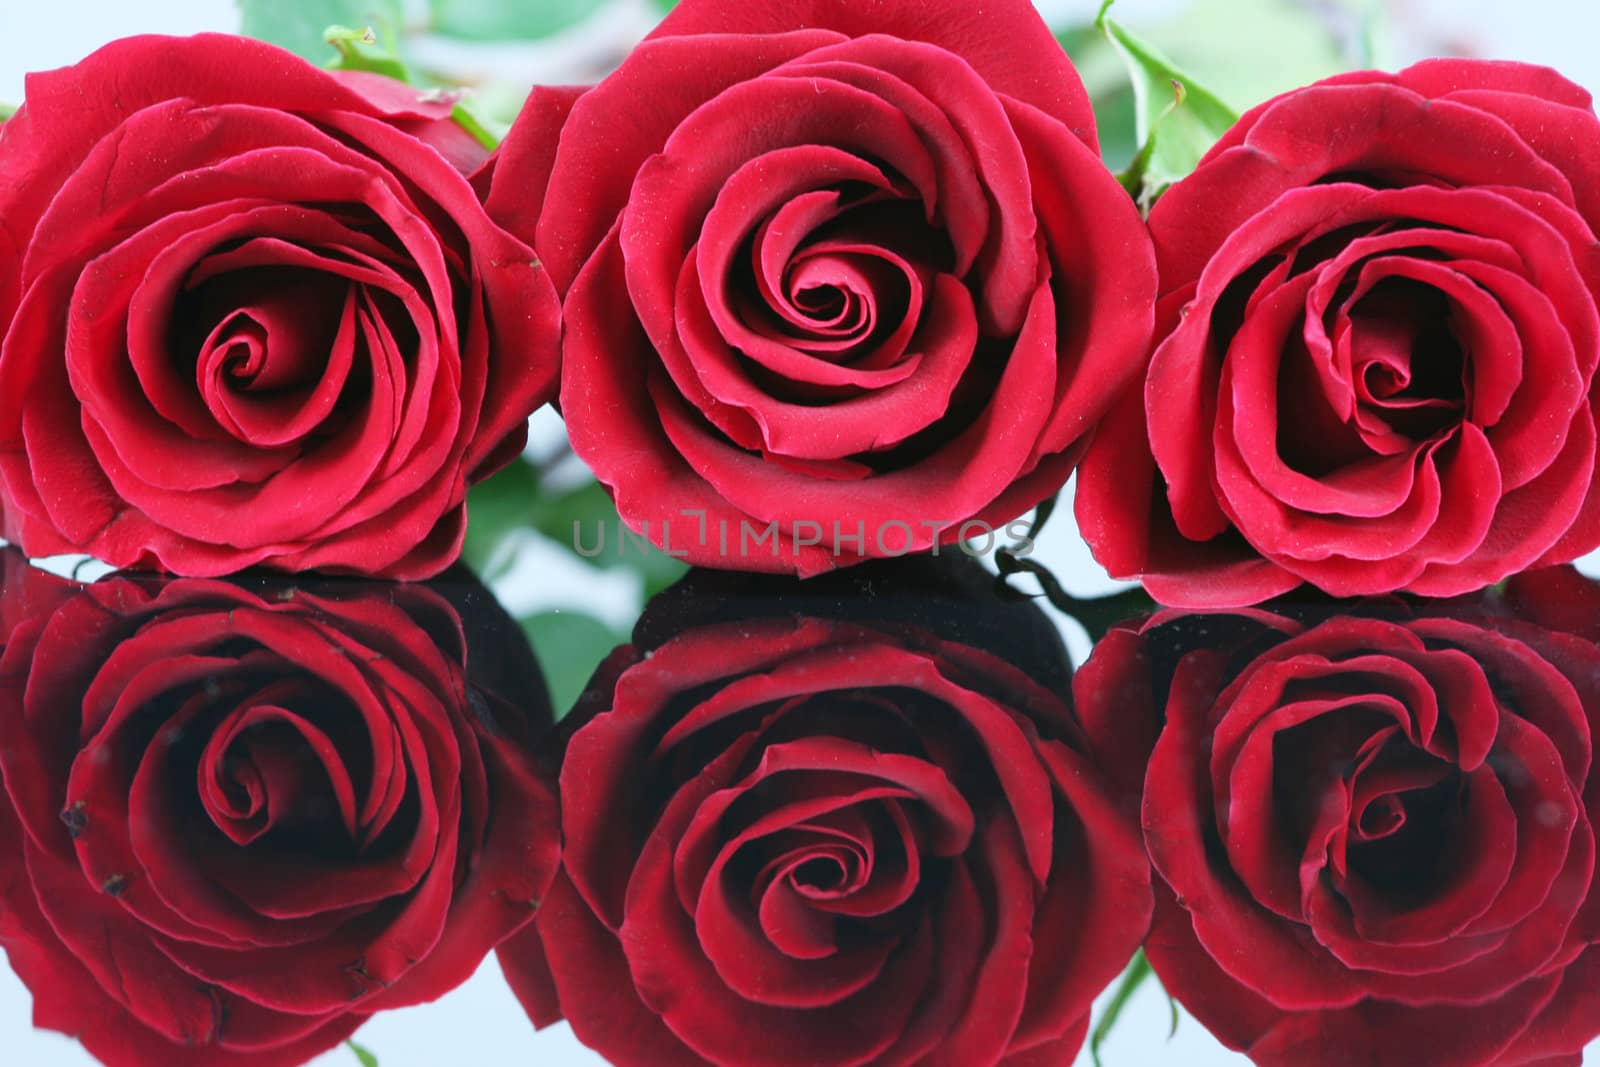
451,103,502,151
993,493,1154,639
1054,585,1156,641
994,550,1153,641
1090,949,1154,1067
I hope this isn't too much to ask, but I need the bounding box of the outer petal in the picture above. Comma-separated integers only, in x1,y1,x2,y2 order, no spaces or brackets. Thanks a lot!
648,0,1098,147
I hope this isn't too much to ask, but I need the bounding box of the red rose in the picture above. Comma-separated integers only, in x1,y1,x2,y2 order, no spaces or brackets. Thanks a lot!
0,554,559,1067
1502,565,1600,643
1075,595,1600,1066
1077,59,1600,606
0,34,559,578
486,0,1155,574
499,560,1152,1067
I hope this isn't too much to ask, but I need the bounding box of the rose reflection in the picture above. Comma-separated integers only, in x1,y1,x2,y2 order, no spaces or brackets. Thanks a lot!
13,547,1595,1067
1072,568,1600,1067
500,557,1153,1067
0,550,559,1067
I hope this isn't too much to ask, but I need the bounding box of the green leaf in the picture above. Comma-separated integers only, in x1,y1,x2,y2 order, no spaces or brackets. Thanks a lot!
321,22,502,150
464,81,541,129
451,104,504,151
521,611,624,718
1356,0,1391,70
1065,0,1356,174
462,458,542,578
463,461,689,596
1096,0,1238,212
427,0,604,42
1136,0,1352,115
0,102,15,122
323,24,411,81
530,479,618,545
238,0,404,63
1057,26,1139,172
639,554,692,600
537,481,689,599
1089,949,1159,1067
345,1039,379,1067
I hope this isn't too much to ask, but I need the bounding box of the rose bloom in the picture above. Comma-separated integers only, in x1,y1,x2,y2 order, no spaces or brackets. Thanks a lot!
1075,584,1600,1066
498,560,1152,1066
1077,60,1600,606
0,34,558,578
487,0,1155,574
0,552,559,1067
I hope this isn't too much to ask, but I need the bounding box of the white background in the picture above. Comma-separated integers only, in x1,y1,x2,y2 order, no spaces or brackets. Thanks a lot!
3,0,1600,1064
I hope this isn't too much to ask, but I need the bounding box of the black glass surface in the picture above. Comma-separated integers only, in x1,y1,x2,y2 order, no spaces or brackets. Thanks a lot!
1,550,1598,1066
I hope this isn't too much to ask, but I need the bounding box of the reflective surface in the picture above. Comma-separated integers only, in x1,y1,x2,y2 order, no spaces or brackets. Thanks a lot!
1079,579,1600,1067
2,551,1599,1066
501,559,1151,1067
0,553,559,1066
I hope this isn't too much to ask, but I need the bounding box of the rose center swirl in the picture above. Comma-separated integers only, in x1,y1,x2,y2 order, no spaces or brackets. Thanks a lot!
736,191,946,377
